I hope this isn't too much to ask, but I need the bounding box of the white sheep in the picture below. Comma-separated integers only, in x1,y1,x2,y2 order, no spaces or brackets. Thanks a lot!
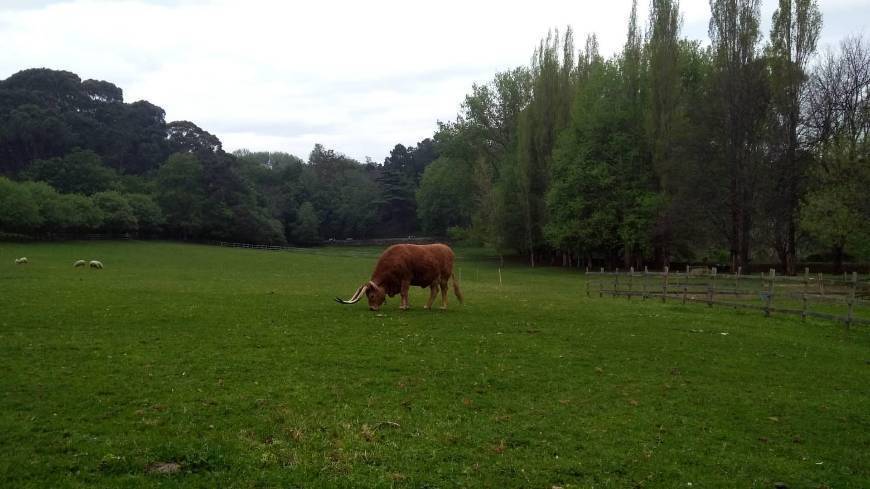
89,260,104,269
74,260,87,268
14,257,28,265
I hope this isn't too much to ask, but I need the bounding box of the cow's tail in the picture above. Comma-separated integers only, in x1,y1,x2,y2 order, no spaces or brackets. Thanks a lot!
452,272,464,305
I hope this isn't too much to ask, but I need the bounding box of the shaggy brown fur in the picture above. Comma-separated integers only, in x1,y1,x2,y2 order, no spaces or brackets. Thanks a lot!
337,243,463,311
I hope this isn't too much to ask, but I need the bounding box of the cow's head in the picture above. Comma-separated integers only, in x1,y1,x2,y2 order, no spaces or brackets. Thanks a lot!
365,282,386,311
335,281,385,311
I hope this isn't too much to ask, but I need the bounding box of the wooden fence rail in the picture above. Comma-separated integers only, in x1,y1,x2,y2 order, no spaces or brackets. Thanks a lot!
586,265,869,328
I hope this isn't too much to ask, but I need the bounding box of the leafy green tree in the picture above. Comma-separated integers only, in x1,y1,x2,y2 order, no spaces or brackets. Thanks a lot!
801,36,870,271
512,27,577,265
0,69,169,176
647,0,682,173
546,48,659,268
416,157,473,235
82,79,123,104
708,0,769,270
126,193,165,235
801,190,867,273
546,125,620,265
292,202,321,245
304,144,381,239
0,176,42,233
14,181,103,234
408,138,438,183
22,149,117,195
224,205,287,245
0,104,74,174
157,153,205,239
764,0,822,274
800,134,870,271
1,68,90,111
435,66,532,250
16,180,66,234
59,193,104,232
234,149,307,237
95,100,170,174
646,0,684,265
335,169,381,239
93,191,137,234
167,120,222,154
378,145,418,236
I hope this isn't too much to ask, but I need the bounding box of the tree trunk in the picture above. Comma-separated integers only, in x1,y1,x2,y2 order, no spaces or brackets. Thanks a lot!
730,172,740,272
786,217,797,276
739,208,751,270
833,245,844,275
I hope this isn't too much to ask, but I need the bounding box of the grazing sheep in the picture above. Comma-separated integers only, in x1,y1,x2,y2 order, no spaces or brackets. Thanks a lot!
89,260,104,269
14,257,28,265
74,260,87,268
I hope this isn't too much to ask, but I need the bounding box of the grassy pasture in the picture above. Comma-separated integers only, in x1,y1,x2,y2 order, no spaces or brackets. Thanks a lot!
0,241,867,488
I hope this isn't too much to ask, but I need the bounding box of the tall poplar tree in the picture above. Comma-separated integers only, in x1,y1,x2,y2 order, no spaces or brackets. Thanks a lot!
765,0,822,274
708,0,768,270
647,0,683,265
514,27,575,266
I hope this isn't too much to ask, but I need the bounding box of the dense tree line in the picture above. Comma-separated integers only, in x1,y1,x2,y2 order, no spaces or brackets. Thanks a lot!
429,0,868,273
0,69,437,245
1,0,867,273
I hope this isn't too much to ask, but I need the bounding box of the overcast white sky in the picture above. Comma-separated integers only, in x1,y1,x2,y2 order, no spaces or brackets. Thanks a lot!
0,0,867,162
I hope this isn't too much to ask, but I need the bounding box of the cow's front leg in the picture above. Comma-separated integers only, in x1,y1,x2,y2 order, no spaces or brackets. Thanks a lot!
400,280,411,310
425,284,438,309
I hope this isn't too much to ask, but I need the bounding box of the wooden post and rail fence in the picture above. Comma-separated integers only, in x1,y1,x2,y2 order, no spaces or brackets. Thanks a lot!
586,266,870,328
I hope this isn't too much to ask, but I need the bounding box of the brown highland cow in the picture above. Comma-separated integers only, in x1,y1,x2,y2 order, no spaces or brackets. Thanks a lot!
335,243,463,311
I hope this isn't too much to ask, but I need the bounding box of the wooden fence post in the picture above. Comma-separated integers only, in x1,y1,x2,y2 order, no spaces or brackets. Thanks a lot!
846,271,857,330
818,272,825,296
801,292,808,320
682,265,690,305
708,266,717,307
804,267,810,294
642,266,648,300
766,269,776,317
736,266,742,296
662,266,669,303
613,268,619,298
599,268,604,298
628,267,634,301
802,267,809,321
585,271,590,298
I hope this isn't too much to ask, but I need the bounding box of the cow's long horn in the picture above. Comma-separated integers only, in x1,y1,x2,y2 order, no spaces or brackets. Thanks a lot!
334,283,368,304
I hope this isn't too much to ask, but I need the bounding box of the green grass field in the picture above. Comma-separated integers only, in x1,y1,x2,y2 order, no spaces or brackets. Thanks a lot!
1,241,867,488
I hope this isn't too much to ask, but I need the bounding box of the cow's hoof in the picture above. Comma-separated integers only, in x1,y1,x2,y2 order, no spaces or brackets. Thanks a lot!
400,306,409,311
439,306,447,310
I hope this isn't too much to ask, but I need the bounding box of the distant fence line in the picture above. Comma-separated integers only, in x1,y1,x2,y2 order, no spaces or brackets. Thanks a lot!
586,265,870,328
323,236,446,246
208,236,445,252
1,233,446,247
211,241,295,251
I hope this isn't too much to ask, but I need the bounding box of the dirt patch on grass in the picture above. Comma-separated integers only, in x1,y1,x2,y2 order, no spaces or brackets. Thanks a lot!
146,462,182,474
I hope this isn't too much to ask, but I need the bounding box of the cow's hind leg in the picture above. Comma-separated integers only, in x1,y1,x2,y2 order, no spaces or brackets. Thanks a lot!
439,279,449,309
425,285,438,309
